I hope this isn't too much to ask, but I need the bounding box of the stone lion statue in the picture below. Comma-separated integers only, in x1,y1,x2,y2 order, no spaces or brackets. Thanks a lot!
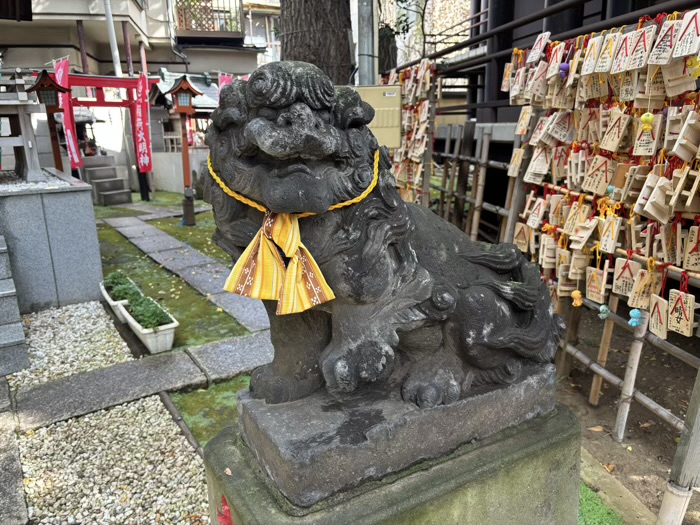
205,61,563,408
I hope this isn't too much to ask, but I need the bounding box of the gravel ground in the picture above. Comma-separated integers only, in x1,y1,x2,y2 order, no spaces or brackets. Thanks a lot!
19,396,210,525
7,302,133,391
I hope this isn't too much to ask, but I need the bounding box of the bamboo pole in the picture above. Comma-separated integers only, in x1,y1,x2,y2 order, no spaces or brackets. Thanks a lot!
613,310,650,442
589,294,619,406
564,343,684,431
444,125,463,222
470,128,491,241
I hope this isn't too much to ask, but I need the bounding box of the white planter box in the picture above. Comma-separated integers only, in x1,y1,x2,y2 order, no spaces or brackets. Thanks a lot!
120,303,179,354
100,282,129,323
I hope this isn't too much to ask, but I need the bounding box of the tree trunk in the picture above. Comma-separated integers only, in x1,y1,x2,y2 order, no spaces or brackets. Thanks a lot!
280,0,353,85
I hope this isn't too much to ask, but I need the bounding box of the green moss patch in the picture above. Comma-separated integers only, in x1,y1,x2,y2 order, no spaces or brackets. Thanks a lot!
98,224,246,348
131,190,207,209
171,376,251,446
151,211,231,266
578,482,626,525
93,205,142,220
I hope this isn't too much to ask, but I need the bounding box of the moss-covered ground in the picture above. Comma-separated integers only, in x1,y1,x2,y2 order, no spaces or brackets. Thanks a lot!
171,375,251,447
98,224,246,348
93,205,143,220
130,190,208,208
151,211,231,266
578,482,626,525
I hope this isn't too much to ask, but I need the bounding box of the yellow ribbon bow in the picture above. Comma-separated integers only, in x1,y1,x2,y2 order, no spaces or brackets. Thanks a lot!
208,150,380,315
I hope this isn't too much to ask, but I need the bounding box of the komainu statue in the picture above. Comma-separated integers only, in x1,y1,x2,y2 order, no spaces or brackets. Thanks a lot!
205,61,563,409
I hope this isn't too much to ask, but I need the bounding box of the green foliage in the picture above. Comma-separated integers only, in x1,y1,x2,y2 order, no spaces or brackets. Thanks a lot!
578,483,626,525
128,297,173,329
104,271,130,291
110,283,142,303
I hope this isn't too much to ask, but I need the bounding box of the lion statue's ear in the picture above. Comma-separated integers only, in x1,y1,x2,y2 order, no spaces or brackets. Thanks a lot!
211,80,249,130
334,87,375,130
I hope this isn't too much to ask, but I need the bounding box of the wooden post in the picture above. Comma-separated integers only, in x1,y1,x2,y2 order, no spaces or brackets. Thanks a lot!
613,311,650,442
656,367,700,525
438,124,452,217
589,294,619,406
556,301,582,380
444,125,463,223
420,69,437,207
470,127,491,241
454,122,475,230
47,112,63,172
181,113,191,188
76,21,90,74
122,22,134,77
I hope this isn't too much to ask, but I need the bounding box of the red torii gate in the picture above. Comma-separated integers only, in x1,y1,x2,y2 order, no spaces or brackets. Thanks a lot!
44,72,160,175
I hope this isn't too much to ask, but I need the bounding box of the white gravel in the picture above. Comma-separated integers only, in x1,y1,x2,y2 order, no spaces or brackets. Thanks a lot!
7,301,133,391
19,396,210,525
0,173,70,193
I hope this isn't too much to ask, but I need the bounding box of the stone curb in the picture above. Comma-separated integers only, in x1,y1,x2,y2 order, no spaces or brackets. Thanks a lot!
13,333,273,432
580,447,656,525
0,411,28,525
107,217,269,332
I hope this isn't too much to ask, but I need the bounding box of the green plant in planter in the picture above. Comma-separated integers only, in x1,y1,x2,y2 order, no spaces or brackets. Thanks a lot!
104,271,130,291
128,297,173,329
111,283,142,303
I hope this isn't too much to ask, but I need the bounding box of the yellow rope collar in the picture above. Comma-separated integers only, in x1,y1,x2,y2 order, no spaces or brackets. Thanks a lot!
207,150,380,315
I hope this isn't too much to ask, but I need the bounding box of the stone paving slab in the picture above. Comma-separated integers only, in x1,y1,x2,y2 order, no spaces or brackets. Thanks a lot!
0,345,29,377
116,224,163,239
15,351,206,431
210,292,270,332
0,323,24,348
0,411,28,525
188,331,274,383
129,234,185,254
182,263,229,295
103,217,144,228
150,247,215,272
0,378,9,413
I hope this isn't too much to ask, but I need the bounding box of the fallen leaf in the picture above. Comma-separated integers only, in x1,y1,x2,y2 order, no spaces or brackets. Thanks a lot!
588,426,605,432
627,446,633,452
216,307,223,313
639,421,655,429
224,468,232,476
603,463,616,473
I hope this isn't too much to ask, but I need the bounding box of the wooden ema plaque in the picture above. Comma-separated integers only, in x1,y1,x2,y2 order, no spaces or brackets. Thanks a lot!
612,257,641,297
668,289,696,337
649,294,669,338
586,259,611,304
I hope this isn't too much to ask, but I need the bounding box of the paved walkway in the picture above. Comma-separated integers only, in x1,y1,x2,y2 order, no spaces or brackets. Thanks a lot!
103,216,269,333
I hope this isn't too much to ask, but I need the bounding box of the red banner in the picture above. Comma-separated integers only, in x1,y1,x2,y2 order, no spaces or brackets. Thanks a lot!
218,72,233,91
135,72,153,173
54,58,82,169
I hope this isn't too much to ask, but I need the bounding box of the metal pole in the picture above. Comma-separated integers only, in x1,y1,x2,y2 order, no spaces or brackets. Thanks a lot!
420,70,436,207
103,0,123,77
139,41,148,74
357,0,375,85
613,311,650,442
122,22,134,77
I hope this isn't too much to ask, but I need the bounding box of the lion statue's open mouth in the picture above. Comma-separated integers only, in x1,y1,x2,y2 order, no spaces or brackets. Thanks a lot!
205,61,563,408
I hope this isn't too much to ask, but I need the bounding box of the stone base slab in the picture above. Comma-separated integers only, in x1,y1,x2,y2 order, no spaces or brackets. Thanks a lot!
204,404,580,525
237,364,556,507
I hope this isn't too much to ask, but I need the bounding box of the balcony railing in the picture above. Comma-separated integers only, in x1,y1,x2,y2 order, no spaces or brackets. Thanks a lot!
174,0,243,35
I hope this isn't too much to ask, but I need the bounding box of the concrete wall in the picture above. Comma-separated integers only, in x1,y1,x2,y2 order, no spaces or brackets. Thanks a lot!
0,183,103,313
149,148,209,193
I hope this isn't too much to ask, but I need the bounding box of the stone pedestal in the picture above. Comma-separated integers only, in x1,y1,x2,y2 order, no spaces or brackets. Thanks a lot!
204,404,581,525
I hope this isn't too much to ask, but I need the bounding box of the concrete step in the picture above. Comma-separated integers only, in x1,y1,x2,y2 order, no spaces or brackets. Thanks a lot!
99,189,133,206
0,343,29,377
92,177,127,193
0,279,16,299
82,155,115,168
83,166,117,182
0,322,24,349
0,243,9,281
